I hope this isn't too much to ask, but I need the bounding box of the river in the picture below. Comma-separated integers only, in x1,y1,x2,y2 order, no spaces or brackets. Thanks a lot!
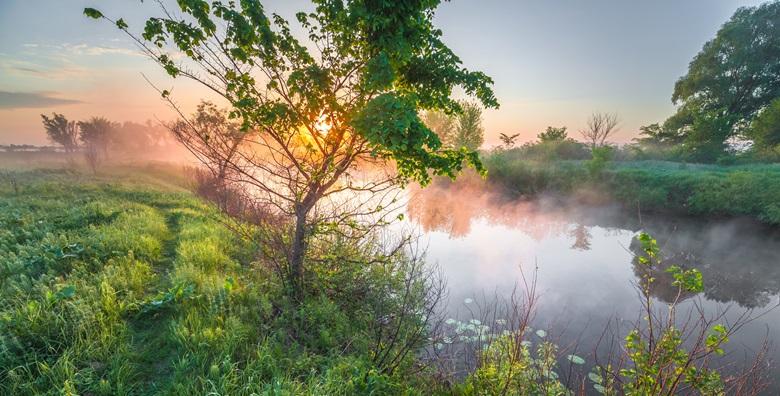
404,178,780,393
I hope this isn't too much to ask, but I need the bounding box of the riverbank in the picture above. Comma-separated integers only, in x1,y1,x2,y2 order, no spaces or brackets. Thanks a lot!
1,167,773,394
484,153,780,225
0,169,442,395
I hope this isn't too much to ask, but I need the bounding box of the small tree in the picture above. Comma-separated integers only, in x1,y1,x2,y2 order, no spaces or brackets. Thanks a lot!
40,113,79,153
170,101,245,208
450,101,485,151
581,112,619,148
85,0,498,297
424,101,485,151
78,117,116,172
422,110,455,145
537,126,567,143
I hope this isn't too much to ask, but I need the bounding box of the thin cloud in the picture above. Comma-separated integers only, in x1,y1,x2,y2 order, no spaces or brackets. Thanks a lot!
0,57,90,80
63,43,140,57
0,91,82,109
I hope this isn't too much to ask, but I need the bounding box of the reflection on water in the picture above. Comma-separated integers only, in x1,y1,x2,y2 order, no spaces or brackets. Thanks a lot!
406,178,780,387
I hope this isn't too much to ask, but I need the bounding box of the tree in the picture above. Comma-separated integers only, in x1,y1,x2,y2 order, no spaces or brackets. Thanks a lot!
40,113,79,152
421,110,455,145
668,1,780,154
537,126,567,143
423,101,485,151
580,112,619,148
78,117,116,171
448,101,485,151
746,98,780,150
85,0,498,297
635,123,685,147
170,101,245,207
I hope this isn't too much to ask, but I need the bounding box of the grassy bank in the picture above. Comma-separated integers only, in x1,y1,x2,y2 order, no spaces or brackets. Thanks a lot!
484,151,780,225
0,167,770,394
0,169,439,395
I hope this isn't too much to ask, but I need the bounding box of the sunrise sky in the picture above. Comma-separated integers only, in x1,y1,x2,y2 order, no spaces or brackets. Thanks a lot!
0,0,766,146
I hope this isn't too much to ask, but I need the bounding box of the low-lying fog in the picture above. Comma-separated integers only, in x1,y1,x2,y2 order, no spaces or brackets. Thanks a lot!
404,176,780,389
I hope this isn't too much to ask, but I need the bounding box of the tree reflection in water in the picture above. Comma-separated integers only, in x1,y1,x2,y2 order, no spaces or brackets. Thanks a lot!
407,176,780,309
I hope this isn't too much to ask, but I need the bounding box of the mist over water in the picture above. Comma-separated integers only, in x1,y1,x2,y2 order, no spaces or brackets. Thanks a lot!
405,178,780,390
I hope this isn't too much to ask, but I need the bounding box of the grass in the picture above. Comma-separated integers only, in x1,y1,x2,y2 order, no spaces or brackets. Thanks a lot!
484,150,780,225
2,163,769,394
0,169,436,395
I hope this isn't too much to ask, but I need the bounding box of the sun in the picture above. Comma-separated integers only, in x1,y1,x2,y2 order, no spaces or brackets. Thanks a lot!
314,113,333,136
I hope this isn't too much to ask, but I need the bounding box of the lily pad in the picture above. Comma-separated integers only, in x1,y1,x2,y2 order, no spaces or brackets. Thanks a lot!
567,354,585,365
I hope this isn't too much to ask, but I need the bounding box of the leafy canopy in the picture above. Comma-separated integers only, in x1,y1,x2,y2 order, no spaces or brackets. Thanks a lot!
84,0,498,185
40,113,79,151
537,126,567,143
668,1,780,149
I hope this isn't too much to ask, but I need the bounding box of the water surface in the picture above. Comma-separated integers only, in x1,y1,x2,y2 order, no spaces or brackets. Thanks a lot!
406,180,780,391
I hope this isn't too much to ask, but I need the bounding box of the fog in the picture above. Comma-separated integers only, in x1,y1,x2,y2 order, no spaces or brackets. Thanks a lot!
404,176,780,389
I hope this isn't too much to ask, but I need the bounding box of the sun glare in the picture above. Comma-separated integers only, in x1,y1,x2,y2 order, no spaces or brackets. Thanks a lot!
314,113,333,136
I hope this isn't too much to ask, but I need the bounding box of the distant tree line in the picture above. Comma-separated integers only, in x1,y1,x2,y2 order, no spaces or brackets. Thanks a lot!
39,112,175,171
0,144,63,152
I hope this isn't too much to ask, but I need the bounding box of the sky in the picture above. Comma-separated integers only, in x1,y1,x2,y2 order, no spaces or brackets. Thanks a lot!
0,0,767,146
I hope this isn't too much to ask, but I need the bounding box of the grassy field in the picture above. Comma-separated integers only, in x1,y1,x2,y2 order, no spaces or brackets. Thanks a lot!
1,165,770,395
0,169,439,395
484,152,780,225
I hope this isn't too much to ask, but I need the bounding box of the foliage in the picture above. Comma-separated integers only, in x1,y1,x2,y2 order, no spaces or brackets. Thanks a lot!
451,102,485,150
40,113,79,152
85,0,498,296
745,97,780,151
423,101,485,151
77,117,116,154
482,153,588,195
667,1,780,159
78,117,117,173
537,126,567,143
636,123,684,146
612,233,726,395
170,101,244,193
585,146,614,178
494,127,588,163
482,154,780,224
456,335,568,395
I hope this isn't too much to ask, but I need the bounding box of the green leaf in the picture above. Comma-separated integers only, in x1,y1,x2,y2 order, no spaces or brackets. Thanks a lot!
83,8,103,19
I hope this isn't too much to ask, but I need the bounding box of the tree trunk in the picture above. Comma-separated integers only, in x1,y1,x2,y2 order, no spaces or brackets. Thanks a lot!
289,205,308,300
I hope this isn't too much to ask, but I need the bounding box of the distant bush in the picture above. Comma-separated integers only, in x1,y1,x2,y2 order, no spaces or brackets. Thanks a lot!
482,150,780,224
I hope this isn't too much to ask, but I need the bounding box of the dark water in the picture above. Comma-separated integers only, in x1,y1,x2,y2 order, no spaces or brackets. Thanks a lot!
405,180,780,392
